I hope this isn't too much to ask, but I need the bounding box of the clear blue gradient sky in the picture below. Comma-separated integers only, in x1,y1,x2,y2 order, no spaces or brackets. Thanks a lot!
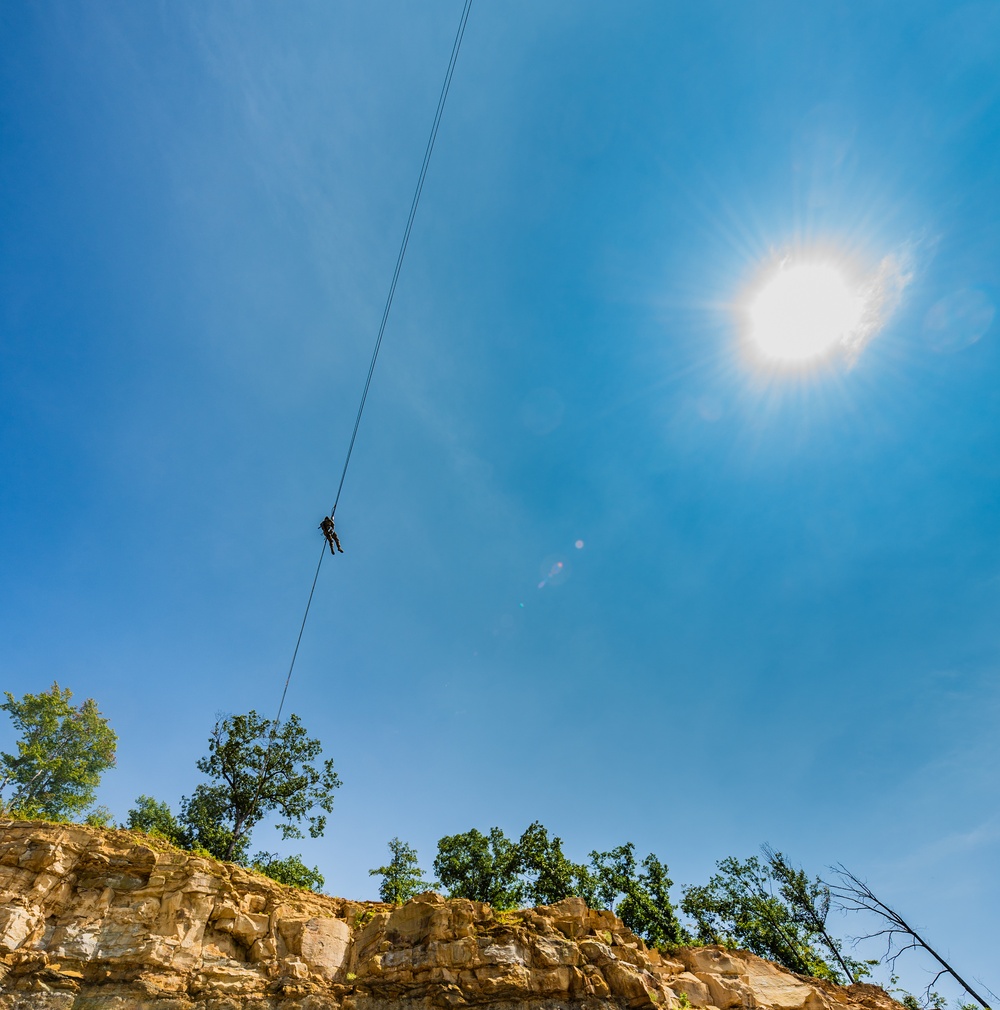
2,1,998,999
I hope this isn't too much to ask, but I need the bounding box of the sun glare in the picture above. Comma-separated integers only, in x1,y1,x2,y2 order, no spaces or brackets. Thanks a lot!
748,261,864,363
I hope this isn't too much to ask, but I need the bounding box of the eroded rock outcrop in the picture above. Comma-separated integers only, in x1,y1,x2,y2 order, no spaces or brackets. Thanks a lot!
0,821,902,1010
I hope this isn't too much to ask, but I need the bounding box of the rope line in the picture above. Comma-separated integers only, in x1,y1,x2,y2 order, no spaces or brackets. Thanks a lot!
274,541,326,729
330,0,473,517
275,0,473,722
241,3,472,832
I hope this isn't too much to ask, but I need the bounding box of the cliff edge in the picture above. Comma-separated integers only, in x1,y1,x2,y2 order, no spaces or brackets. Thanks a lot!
0,821,901,1010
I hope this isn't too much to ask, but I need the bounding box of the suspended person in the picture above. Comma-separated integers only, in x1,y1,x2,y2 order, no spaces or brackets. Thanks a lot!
319,515,344,555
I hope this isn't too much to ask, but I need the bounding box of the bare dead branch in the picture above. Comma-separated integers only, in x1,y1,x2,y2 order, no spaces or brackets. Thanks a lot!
827,865,992,1010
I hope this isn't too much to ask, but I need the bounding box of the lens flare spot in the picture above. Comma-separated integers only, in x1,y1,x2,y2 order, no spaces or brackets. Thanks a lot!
575,539,585,549
537,556,568,590
925,288,994,353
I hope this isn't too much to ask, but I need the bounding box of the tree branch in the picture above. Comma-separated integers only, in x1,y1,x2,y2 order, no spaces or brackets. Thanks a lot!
829,865,992,1010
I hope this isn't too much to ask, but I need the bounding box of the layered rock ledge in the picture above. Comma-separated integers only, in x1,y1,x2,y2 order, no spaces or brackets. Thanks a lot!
0,821,901,1010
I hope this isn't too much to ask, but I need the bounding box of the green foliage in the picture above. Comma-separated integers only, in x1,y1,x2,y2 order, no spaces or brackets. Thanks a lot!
126,795,188,846
180,710,341,862
681,851,844,981
762,847,871,983
128,792,327,893
84,805,115,827
434,827,526,910
432,822,685,946
0,683,117,820
518,821,593,906
899,995,947,1010
588,844,688,947
888,975,949,1010
181,782,248,864
251,851,325,892
370,837,433,904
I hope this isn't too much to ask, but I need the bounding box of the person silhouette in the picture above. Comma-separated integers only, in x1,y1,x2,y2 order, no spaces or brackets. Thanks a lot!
319,515,344,555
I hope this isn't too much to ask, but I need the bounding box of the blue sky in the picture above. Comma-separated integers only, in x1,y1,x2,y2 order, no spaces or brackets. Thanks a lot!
2,0,998,998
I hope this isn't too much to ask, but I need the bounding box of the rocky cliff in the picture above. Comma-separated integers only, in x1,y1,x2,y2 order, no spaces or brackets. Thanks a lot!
0,821,901,1010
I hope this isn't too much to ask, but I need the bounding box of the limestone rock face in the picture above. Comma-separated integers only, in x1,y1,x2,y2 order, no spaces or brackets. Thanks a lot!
0,821,903,1010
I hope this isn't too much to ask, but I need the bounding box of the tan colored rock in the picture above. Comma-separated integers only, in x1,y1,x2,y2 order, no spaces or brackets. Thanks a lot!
616,943,652,970
480,941,526,967
0,907,35,951
680,947,747,978
544,896,590,938
532,966,572,994
694,970,756,1009
431,937,477,968
473,962,531,997
531,934,580,967
668,970,716,1007
586,965,613,999
741,961,834,1010
579,938,616,965
284,956,311,979
300,917,351,978
0,821,909,1010
603,960,657,1005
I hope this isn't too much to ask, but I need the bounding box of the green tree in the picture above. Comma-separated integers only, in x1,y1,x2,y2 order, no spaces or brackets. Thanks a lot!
434,827,525,910
588,844,688,947
431,823,686,944
518,821,593,906
126,795,187,846
0,683,117,820
84,805,115,827
430,822,686,946
180,710,341,862
681,852,841,981
251,851,325,892
181,780,247,863
370,837,434,904
763,846,868,983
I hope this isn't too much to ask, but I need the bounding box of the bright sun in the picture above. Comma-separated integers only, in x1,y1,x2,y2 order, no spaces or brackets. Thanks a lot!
748,261,864,362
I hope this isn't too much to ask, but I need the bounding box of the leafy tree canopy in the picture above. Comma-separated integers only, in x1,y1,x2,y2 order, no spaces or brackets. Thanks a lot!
251,851,325,892
126,794,188,845
431,822,686,947
518,821,593,906
588,843,688,947
180,710,341,863
84,805,115,827
681,850,852,982
764,847,869,983
181,782,246,863
434,827,525,910
370,837,434,904
126,794,325,893
0,683,117,820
